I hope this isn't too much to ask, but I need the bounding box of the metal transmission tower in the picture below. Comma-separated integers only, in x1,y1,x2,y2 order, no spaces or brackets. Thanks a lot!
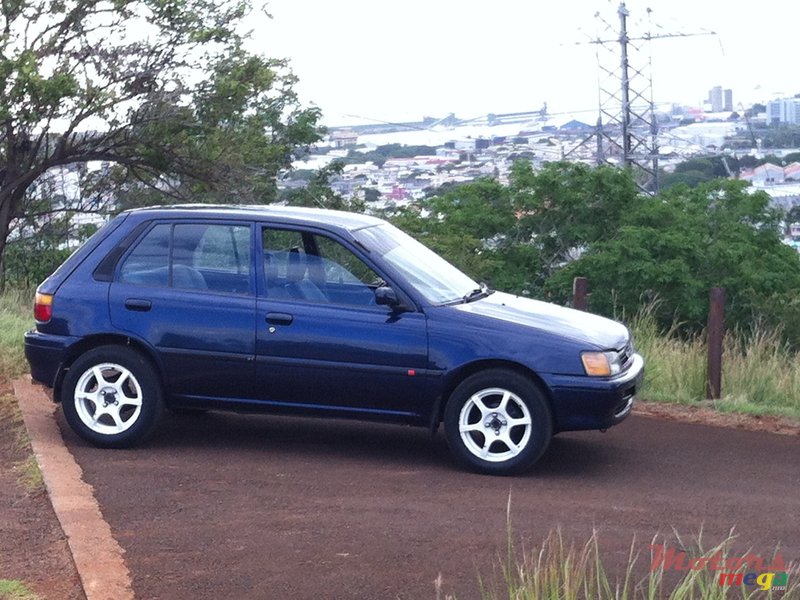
588,3,716,194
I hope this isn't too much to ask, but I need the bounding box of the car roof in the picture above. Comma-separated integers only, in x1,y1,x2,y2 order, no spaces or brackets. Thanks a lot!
120,204,386,232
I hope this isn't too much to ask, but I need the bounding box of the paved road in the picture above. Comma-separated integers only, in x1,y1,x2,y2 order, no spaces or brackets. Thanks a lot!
59,410,799,600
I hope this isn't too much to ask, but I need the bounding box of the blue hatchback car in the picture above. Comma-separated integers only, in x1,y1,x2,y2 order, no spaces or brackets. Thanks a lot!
25,205,643,474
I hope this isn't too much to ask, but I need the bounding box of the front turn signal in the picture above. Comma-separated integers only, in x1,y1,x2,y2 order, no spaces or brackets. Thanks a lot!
581,352,612,377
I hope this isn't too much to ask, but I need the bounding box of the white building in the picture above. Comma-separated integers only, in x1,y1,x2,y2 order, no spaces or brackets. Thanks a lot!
740,163,785,185
766,98,800,125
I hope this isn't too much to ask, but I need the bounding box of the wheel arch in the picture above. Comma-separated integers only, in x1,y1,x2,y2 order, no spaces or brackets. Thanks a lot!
54,334,166,403
431,359,554,432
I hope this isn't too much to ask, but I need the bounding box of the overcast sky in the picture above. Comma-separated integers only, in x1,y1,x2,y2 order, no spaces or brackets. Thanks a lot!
253,0,798,126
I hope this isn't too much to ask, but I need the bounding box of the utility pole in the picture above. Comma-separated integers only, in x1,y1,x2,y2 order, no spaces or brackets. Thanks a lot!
584,3,716,194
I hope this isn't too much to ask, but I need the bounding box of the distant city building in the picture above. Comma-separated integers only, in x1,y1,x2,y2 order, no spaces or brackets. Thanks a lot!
330,129,358,148
706,86,733,113
766,98,800,125
723,89,733,112
560,119,593,131
785,162,800,181
708,86,723,112
740,163,785,185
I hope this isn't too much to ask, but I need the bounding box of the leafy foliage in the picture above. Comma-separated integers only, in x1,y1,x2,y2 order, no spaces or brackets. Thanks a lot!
0,0,323,282
342,144,439,167
393,162,800,345
660,156,741,189
391,178,515,287
548,180,800,334
280,161,365,212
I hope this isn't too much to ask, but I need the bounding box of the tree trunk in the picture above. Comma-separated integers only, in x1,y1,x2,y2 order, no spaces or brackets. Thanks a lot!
0,184,28,292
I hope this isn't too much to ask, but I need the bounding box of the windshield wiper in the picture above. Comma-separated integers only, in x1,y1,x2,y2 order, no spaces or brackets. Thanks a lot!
462,282,492,303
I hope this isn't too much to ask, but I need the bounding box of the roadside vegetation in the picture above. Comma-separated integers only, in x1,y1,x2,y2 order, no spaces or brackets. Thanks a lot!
0,290,31,381
0,289,45,495
0,580,41,600
632,307,800,419
450,501,800,600
470,526,799,600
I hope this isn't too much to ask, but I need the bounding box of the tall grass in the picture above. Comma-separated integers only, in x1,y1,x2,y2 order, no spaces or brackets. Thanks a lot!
0,289,32,381
0,290,43,496
480,530,799,600
478,506,800,600
630,305,800,420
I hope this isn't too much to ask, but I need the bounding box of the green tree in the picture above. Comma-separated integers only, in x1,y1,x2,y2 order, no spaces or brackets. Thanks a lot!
782,152,800,164
661,170,715,189
0,0,322,281
391,178,517,286
510,161,639,279
787,205,800,226
660,156,740,189
281,162,364,212
547,180,800,338
343,144,439,168
392,162,640,297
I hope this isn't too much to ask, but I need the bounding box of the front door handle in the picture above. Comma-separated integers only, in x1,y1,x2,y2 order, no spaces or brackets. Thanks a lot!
266,312,293,326
124,298,152,312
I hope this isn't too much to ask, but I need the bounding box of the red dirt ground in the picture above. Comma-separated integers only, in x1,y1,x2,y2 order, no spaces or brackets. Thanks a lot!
0,382,85,600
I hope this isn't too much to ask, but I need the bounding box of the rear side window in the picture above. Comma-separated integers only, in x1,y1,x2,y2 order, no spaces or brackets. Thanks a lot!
119,225,170,285
118,223,252,294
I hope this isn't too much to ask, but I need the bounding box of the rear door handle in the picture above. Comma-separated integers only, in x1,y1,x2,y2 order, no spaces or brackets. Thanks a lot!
124,298,152,312
266,312,293,326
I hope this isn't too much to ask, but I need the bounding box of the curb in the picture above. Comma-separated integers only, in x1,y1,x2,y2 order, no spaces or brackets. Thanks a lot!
14,378,135,600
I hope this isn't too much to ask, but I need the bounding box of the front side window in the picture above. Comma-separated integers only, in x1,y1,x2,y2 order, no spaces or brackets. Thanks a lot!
119,222,252,293
316,235,380,286
354,223,478,304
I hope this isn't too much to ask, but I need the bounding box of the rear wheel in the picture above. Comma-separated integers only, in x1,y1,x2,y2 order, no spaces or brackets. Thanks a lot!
444,369,552,475
61,345,163,448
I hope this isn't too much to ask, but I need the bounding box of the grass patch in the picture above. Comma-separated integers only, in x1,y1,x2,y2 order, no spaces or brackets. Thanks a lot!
0,393,44,495
476,504,799,599
0,289,32,381
0,580,41,600
631,306,800,420
13,455,43,495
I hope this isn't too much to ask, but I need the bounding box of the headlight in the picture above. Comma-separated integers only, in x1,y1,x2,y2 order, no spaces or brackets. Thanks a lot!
581,350,623,377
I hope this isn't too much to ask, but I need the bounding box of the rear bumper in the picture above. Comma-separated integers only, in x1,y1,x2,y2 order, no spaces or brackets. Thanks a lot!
546,353,644,432
24,330,78,389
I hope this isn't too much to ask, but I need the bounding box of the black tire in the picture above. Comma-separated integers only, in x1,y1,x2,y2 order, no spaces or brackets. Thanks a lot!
61,345,163,448
443,369,552,475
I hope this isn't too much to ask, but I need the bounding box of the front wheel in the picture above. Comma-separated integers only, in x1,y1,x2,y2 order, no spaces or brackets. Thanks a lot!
444,369,552,475
61,345,163,448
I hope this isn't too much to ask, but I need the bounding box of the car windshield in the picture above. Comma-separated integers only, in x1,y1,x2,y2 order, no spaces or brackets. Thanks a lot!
354,223,479,304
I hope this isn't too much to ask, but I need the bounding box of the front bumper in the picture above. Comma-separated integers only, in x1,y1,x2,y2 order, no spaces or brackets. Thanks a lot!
24,330,79,390
546,353,644,432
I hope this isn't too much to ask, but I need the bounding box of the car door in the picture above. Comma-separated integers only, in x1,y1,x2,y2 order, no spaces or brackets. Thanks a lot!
109,220,257,401
255,225,430,419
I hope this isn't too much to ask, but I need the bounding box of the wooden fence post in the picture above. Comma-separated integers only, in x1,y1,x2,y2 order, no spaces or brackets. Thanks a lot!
572,277,588,311
707,287,725,400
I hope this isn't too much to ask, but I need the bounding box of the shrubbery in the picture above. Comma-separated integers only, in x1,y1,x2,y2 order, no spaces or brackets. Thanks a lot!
391,161,800,347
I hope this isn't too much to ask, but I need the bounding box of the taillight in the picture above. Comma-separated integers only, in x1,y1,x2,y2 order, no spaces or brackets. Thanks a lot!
34,293,53,322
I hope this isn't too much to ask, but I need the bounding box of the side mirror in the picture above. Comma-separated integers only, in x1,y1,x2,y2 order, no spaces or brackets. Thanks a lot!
375,286,401,308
